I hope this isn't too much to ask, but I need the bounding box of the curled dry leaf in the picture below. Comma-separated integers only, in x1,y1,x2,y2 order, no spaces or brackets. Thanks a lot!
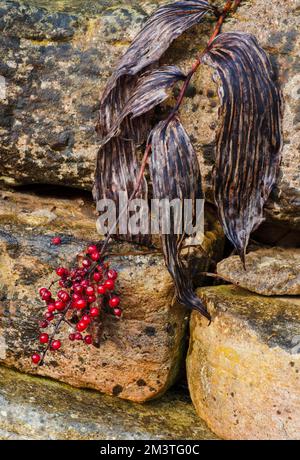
150,117,210,320
202,32,283,265
101,1,217,105
101,66,186,147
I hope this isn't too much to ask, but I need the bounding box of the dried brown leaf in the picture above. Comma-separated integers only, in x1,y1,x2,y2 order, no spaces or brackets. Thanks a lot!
150,117,210,320
203,32,283,264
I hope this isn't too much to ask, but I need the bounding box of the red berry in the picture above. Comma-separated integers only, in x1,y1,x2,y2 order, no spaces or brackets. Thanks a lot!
93,272,102,282
73,285,83,295
54,300,65,311
105,279,114,291
56,267,66,277
87,245,97,254
39,320,49,328
69,333,75,341
47,303,56,313
74,299,87,310
97,285,106,295
81,279,90,288
51,340,61,350
75,332,83,341
31,353,40,364
39,287,48,297
90,307,100,317
39,333,49,344
84,335,93,345
41,290,52,301
58,290,70,302
51,236,62,245
91,251,100,261
72,293,82,301
96,265,103,272
45,312,54,321
113,308,122,317
81,315,91,324
82,258,91,268
109,296,120,308
76,321,87,332
87,295,96,304
85,286,94,296
107,269,118,280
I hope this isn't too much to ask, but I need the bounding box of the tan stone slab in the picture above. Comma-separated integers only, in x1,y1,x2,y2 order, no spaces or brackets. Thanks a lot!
187,285,300,440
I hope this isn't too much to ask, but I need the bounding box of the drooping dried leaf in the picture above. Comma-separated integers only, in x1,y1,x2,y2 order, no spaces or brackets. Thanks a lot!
202,32,283,264
101,66,186,147
101,1,217,105
94,74,151,245
102,66,186,145
150,117,210,320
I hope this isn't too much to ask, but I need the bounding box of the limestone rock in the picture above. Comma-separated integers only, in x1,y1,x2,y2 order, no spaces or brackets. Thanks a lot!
0,0,299,229
0,366,217,440
217,247,300,296
187,285,300,440
0,189,223,402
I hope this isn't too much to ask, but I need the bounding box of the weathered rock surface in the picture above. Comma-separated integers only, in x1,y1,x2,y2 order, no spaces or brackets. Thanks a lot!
187,285,300,440
0,366,217,440
0,0,299,228
217,247,300,296
0,189,223,402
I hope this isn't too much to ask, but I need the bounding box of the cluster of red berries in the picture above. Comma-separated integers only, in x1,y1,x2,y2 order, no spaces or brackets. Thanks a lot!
31,242,122,366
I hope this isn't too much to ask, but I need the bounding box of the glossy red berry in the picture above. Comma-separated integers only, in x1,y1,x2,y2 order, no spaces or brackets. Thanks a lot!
76,321,87,332
87,295,96,304
41,290,52,301
107,269,118,280
109,296,120,308
113,308,122,317
85,286,94,296
39,333,49,344
31,353,41,364
82,258,91,268
51,340,61,350
39,320,49,329
56,267,66,277
97,285,106,295
104,279,114,291
74,298,87,310
45,312,54,321
51,236,62,245
75,332,83,340
39,287,48,297
69,333,76,341
54,300,65,311
87,245,97,254
81,315,91,324
72,293,82,301
81,279,90,288
91,251,100,261
90,307,100,317
47,303,56,313
58,290,70,302
58,280,66,288
84,335,93,345
93,272,102,282
73,285,83,295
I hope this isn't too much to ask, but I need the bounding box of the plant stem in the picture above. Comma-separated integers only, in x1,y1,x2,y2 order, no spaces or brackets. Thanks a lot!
167,0,237,123
39,302,72,366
